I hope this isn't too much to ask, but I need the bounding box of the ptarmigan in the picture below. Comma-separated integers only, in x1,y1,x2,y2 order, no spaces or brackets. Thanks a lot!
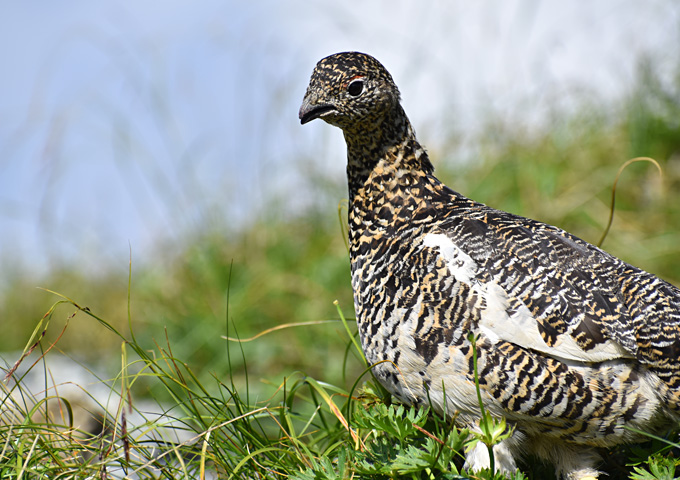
299,51,680,480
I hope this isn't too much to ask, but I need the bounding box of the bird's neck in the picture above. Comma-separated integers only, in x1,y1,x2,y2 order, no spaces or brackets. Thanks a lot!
344,104,434,203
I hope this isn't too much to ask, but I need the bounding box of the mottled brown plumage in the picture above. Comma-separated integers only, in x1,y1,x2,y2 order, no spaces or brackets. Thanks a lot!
299,51,680,480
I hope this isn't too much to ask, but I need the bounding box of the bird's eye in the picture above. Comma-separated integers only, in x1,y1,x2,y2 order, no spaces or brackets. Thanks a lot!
347,79,364,97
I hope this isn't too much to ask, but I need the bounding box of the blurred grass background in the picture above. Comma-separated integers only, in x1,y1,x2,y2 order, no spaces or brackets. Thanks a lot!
2,56,679,401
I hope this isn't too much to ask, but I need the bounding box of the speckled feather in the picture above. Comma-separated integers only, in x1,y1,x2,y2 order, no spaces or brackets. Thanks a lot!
299,52,680,480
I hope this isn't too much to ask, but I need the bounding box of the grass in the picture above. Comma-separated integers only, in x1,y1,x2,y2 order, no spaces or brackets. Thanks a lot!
2,59,680,478
2,292,678,479
0,291,466,479
2,290,345,479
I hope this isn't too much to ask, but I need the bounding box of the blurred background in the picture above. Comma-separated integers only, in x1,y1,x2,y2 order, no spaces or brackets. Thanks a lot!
2,1,680,395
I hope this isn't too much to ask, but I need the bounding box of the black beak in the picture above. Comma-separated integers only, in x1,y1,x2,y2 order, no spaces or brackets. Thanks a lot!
299,99,336,125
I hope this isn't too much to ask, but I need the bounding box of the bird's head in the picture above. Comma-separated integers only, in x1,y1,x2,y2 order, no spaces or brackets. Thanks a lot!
299,52,401,132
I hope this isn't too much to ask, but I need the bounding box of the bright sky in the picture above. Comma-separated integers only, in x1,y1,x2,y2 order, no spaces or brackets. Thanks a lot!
1,1,678,277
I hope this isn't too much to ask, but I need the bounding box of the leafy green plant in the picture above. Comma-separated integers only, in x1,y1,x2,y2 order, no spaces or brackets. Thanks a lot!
351,403,470,478
630,454,680,480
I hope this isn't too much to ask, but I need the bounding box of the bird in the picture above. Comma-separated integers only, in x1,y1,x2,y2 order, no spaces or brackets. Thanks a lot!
298,52,680,480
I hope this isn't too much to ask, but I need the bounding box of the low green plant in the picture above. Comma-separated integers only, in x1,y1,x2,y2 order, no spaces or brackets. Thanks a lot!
630,454,680,480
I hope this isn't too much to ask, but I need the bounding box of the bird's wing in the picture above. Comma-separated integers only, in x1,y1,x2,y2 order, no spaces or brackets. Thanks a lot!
424,197,680,366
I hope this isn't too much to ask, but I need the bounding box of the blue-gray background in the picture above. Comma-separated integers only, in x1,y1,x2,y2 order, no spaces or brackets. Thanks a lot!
2,1,678,278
